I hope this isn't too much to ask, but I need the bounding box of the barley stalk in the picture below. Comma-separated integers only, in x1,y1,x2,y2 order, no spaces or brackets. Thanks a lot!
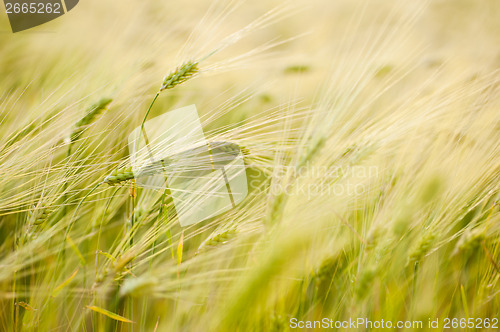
355,267,376,300
454,229,486,255
30,204,54,226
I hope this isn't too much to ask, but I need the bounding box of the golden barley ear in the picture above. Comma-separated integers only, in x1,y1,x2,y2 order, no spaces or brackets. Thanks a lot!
160,61,199,92
454,229,486,255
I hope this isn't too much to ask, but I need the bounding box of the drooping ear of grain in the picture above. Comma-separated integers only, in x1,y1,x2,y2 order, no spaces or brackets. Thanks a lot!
265,192,286,226
454,229,485,255
355,268,376,300
407,231,436,267
103,166,135,185
31,204,54,225
198,227,239,251
70,98,113,143
297,136,325,169
160,61,199,92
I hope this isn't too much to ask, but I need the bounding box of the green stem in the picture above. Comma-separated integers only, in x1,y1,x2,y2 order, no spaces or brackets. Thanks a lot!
63,143,72,217
128,185,136,330
140,92,159,138
129,188,135,248
136,92,160,165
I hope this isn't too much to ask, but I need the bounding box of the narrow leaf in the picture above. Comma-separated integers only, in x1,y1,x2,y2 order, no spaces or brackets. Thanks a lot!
177,231,184,266
52,268,79,297
460,284,469,318
66,235,86,265
166,228,174,259
85,305,134,323
98,250,116,262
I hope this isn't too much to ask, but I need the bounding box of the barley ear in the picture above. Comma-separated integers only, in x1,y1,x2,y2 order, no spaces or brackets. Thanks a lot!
70,98,113,143
198,227,239,251
407,231,436,267
313,253,346,285
355,267,377,300
454,228,485,255
103,167,135,185
31,205,54,226
265,192,287,226
159,61,199,92
297,137,325,169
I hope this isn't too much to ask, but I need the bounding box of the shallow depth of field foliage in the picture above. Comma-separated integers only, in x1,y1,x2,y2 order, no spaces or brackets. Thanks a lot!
0,0,499,331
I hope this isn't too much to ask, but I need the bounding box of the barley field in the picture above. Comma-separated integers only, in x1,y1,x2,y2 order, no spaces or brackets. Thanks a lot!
0,0,499,331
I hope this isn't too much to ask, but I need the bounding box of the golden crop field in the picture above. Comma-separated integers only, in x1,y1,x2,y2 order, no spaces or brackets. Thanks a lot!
0,0,499,331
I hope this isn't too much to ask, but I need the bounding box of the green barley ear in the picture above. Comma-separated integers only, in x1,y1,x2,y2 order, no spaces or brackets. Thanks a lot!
70,98,113,142
454,229,485,255
419,174,444,205
269,314,287,332
314,256,339,281
297,136,325,169
198,227,239,251
313,252,349,286
103,166,135,185
407,231,436,267
32,206,54,226
27,203,55,227
20,204,54,244
355,267,377,300
366,227,382,250
265,192,287,225
160,61,199,92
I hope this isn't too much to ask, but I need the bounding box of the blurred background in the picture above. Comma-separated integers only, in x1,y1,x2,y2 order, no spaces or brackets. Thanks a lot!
0,0,499,331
